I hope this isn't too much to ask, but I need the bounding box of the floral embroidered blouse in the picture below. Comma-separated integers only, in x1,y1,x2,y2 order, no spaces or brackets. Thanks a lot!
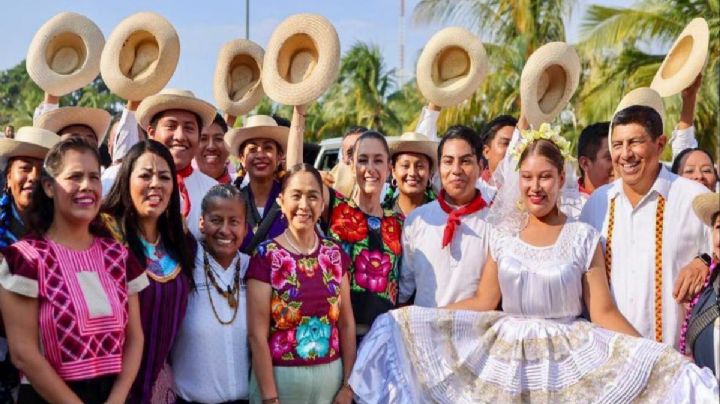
246,237,350,367
327,194,403,330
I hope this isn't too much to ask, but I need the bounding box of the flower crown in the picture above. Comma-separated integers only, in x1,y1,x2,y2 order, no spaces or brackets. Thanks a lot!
509,123,574,169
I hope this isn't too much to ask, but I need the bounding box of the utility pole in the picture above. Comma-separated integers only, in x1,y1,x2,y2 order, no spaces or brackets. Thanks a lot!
399,0,405,83
245,0,250,39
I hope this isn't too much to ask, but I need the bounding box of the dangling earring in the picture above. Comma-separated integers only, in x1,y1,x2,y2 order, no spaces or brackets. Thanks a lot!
236,163,246,181
391,178,398,188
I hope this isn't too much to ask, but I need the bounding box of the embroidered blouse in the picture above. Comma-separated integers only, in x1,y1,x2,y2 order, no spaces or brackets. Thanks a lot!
327,194,403,330
246,238,350,367
0,235,148,381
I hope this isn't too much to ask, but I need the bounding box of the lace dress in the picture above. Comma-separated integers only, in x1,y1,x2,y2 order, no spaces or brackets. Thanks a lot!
349,220,719,403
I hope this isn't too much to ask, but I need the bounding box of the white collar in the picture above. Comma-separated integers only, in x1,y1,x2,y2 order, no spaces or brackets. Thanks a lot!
608,164,674,201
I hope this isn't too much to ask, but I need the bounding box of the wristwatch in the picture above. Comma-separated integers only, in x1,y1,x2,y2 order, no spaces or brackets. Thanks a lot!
696,253,712,267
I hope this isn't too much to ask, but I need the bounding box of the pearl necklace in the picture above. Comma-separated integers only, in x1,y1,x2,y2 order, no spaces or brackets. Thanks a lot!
284,230,318,255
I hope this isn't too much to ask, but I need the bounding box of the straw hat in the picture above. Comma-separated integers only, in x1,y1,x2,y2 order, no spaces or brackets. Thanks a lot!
136,88,217,130
388,132,439,171
261,13,340,106
100,12,180,101
35,107,112,144
613,87,665,124
214,39,265,116
520,42,580,129
26,12,104,96
0,127,61,168
692,193,720,227
224,115,289,157
416,27,488,107
651,18,709,97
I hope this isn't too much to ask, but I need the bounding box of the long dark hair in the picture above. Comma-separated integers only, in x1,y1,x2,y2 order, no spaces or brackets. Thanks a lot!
27,137,105,236
101,140,195,285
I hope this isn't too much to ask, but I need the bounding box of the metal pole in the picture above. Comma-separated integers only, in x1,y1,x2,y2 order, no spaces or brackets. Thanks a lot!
245,0,250,39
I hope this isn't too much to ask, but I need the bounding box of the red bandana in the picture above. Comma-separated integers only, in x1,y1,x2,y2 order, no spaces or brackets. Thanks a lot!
437,190,487,248
177,165,193,218
216,167,232,185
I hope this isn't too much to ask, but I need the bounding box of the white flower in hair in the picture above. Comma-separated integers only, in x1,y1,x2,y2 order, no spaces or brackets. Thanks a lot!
509,123,574,169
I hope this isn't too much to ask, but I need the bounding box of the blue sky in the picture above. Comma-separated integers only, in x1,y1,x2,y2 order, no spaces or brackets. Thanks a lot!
2,0,628,103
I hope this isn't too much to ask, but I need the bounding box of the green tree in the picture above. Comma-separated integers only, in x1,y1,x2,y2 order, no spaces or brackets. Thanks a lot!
0,60,123,127
579,0,719,158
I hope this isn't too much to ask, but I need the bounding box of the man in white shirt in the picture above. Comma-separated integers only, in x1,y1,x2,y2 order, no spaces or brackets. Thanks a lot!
128,89,219,238
580,92,711,348
400,125,492,307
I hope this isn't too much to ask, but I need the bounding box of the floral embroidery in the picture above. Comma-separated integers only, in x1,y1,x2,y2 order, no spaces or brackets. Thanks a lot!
270,329,296,361
248,239,348,366
270,247,299,294
381,216,402,255
330,202,368,242
328,196,402,305
327,296,340,322
271,292,302,330
295,316,332,360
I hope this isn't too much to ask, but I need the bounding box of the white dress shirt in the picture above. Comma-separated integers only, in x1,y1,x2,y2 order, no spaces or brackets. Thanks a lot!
172,242,250,403
184,169,218,238
580,166,711,347
414,106,441,140
112,108,140,161
400,200,491,307
670,126,698,162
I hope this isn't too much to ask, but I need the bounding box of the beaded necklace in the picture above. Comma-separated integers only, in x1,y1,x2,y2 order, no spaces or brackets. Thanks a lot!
605,194,665,342
202,245,242,325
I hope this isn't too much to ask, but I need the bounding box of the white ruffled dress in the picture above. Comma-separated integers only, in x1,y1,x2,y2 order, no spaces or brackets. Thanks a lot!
349,220,718,403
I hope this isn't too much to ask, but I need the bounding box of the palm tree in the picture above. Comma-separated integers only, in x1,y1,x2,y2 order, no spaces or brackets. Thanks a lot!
411,0,576,137
580,0,719,158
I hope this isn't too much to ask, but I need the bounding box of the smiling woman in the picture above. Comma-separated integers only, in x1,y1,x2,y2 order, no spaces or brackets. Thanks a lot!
0,137,148,403
101,139,196,403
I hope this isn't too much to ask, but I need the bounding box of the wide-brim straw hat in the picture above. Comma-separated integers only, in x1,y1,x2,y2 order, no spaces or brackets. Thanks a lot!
100,12,180,101
416,27,488,108
261,13,340,106
388,132,439,171
136,88,217,130
692,193,720,227
224,115,289,157
214,39,265,116
608,87,665,149
0,127,61,168
520,42,580,129
26,12,104,97
651,18,709,97
35,107,112,144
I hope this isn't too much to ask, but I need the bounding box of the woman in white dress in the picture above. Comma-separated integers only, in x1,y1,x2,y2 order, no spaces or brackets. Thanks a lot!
348,125,719,403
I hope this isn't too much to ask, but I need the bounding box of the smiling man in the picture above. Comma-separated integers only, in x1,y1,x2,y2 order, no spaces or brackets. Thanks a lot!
195,113,233,184
127,89,219,238
399,126,493,307
580,88,711,348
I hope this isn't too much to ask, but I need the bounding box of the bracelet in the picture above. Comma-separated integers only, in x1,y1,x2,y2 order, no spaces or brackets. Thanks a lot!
262,397,279,404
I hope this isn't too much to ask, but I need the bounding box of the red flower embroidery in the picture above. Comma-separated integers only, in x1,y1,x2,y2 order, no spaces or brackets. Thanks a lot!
318,244,343,285
330,202,368,243
381,216,402,255
270,249,298,290
271,294,302,330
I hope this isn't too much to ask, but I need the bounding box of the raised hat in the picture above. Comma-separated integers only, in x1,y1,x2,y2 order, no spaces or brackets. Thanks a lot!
0,127,61,168
692,193,720,227
651,18,709,97
136,88,217,130
261,13,340,106
224,115,289,157
100,12,180,101
416,27,488,107
388,132,439,171
613,87,665,125
26,12,105,96
520,42,580,129
214,39,265,116
35,107,112,144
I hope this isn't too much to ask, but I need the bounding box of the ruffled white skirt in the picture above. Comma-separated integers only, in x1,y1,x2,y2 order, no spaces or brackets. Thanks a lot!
349,307,718,403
